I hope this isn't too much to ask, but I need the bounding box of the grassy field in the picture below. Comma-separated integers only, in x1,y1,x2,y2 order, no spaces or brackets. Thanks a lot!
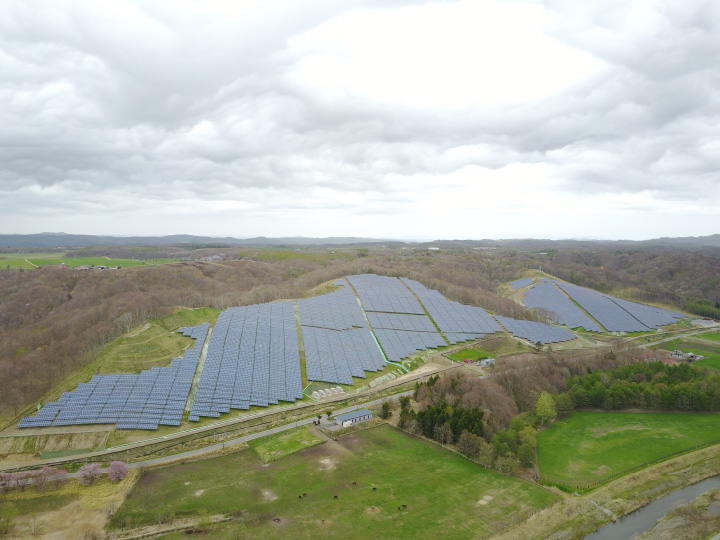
697,331,720,343
538,412,720,488
447,337,527,362
0,470,139,538
110,424,557,538
0,253,175,269
654,339,720,371
248,426,325,463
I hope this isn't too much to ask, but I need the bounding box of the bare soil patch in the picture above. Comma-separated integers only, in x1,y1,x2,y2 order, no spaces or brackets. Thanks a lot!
319,457,337,471
262,489,278,502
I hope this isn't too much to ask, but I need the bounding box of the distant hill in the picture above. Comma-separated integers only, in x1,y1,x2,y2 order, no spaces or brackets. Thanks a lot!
0,232,719,250
0,233,393,249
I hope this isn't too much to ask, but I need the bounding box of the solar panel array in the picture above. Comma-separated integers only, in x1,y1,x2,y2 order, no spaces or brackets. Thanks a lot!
552,281,650,332
611,297,686,329
346,274,425,314
298,287,365,330
495,316,577,345
302,326,386,384
373,328,447,362
522,281,602,332
511,278,533,290
189,302,302,421
367,312,437,332
400,278,503,342
19,324,209,430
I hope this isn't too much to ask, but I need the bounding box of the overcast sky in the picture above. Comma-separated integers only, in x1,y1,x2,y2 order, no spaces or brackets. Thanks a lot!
1,0,718,241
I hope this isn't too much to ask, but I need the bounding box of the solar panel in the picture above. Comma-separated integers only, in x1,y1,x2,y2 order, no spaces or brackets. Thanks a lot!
20,323,210,430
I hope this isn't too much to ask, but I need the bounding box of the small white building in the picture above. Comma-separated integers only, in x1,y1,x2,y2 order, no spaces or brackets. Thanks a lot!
334,408,373,428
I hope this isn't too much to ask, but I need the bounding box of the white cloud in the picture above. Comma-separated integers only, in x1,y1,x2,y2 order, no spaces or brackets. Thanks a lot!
0,0,718,240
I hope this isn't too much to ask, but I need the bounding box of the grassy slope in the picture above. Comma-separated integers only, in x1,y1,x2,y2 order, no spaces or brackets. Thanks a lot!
538,412,720,487
111,425,557,538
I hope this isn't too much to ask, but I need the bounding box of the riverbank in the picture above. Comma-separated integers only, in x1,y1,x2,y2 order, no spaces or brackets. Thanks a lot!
493,442,720,539
637,487,720,539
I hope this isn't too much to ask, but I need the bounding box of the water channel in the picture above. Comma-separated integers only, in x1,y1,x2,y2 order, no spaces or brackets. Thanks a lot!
585,475,720,539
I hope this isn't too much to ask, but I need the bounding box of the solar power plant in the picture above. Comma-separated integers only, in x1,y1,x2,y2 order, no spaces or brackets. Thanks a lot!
302,326,386,385
346,274,425,314
511,278,533,290
443,333,489,345
521,281,602,332
373,328,447,362
494,316,577,345
610,297,687,329
552,281,651,332
366,312,437,332
400,278,503,336
298,287,365,330
19,323,210,430
189,301,302,422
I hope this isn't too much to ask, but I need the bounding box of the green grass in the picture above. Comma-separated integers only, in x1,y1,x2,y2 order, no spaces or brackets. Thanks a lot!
111,425,557,538
698,332,720,343
447,337,527,362
37,307,218,409
653,339,720,371
248,426,324,462
29,257,147,268
537,412,720,488
39,448,90,460
0,254,176,270
0,494,79,516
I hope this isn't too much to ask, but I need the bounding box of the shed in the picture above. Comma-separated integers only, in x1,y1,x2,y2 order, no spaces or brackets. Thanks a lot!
334,408,373,428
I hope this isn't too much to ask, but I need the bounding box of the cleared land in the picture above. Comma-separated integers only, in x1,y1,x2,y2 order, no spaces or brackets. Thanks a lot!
248,425,324,463
538,412,720,488
110,424,558,538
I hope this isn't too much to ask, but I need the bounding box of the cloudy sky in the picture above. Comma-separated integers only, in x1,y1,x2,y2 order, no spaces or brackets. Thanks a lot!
1,0,718,241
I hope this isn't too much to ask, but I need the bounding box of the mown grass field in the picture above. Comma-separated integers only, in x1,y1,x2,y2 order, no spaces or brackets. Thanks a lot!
447,337,526,362
538,412,720,488
248,426,324,463
111,425,558,538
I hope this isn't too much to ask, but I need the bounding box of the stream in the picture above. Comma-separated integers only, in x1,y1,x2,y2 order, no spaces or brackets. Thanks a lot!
584,475,720,539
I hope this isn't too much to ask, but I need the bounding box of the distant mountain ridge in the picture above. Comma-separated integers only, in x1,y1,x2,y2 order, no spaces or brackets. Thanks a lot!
0,233,392,249
0,232,719,249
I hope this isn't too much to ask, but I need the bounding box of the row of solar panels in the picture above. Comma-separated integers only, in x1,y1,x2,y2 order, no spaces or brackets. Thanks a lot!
189,301,303,421
525,279,687,332
347,274,425,314
522,281,603,332
19,324,209,429
302,325,386,385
